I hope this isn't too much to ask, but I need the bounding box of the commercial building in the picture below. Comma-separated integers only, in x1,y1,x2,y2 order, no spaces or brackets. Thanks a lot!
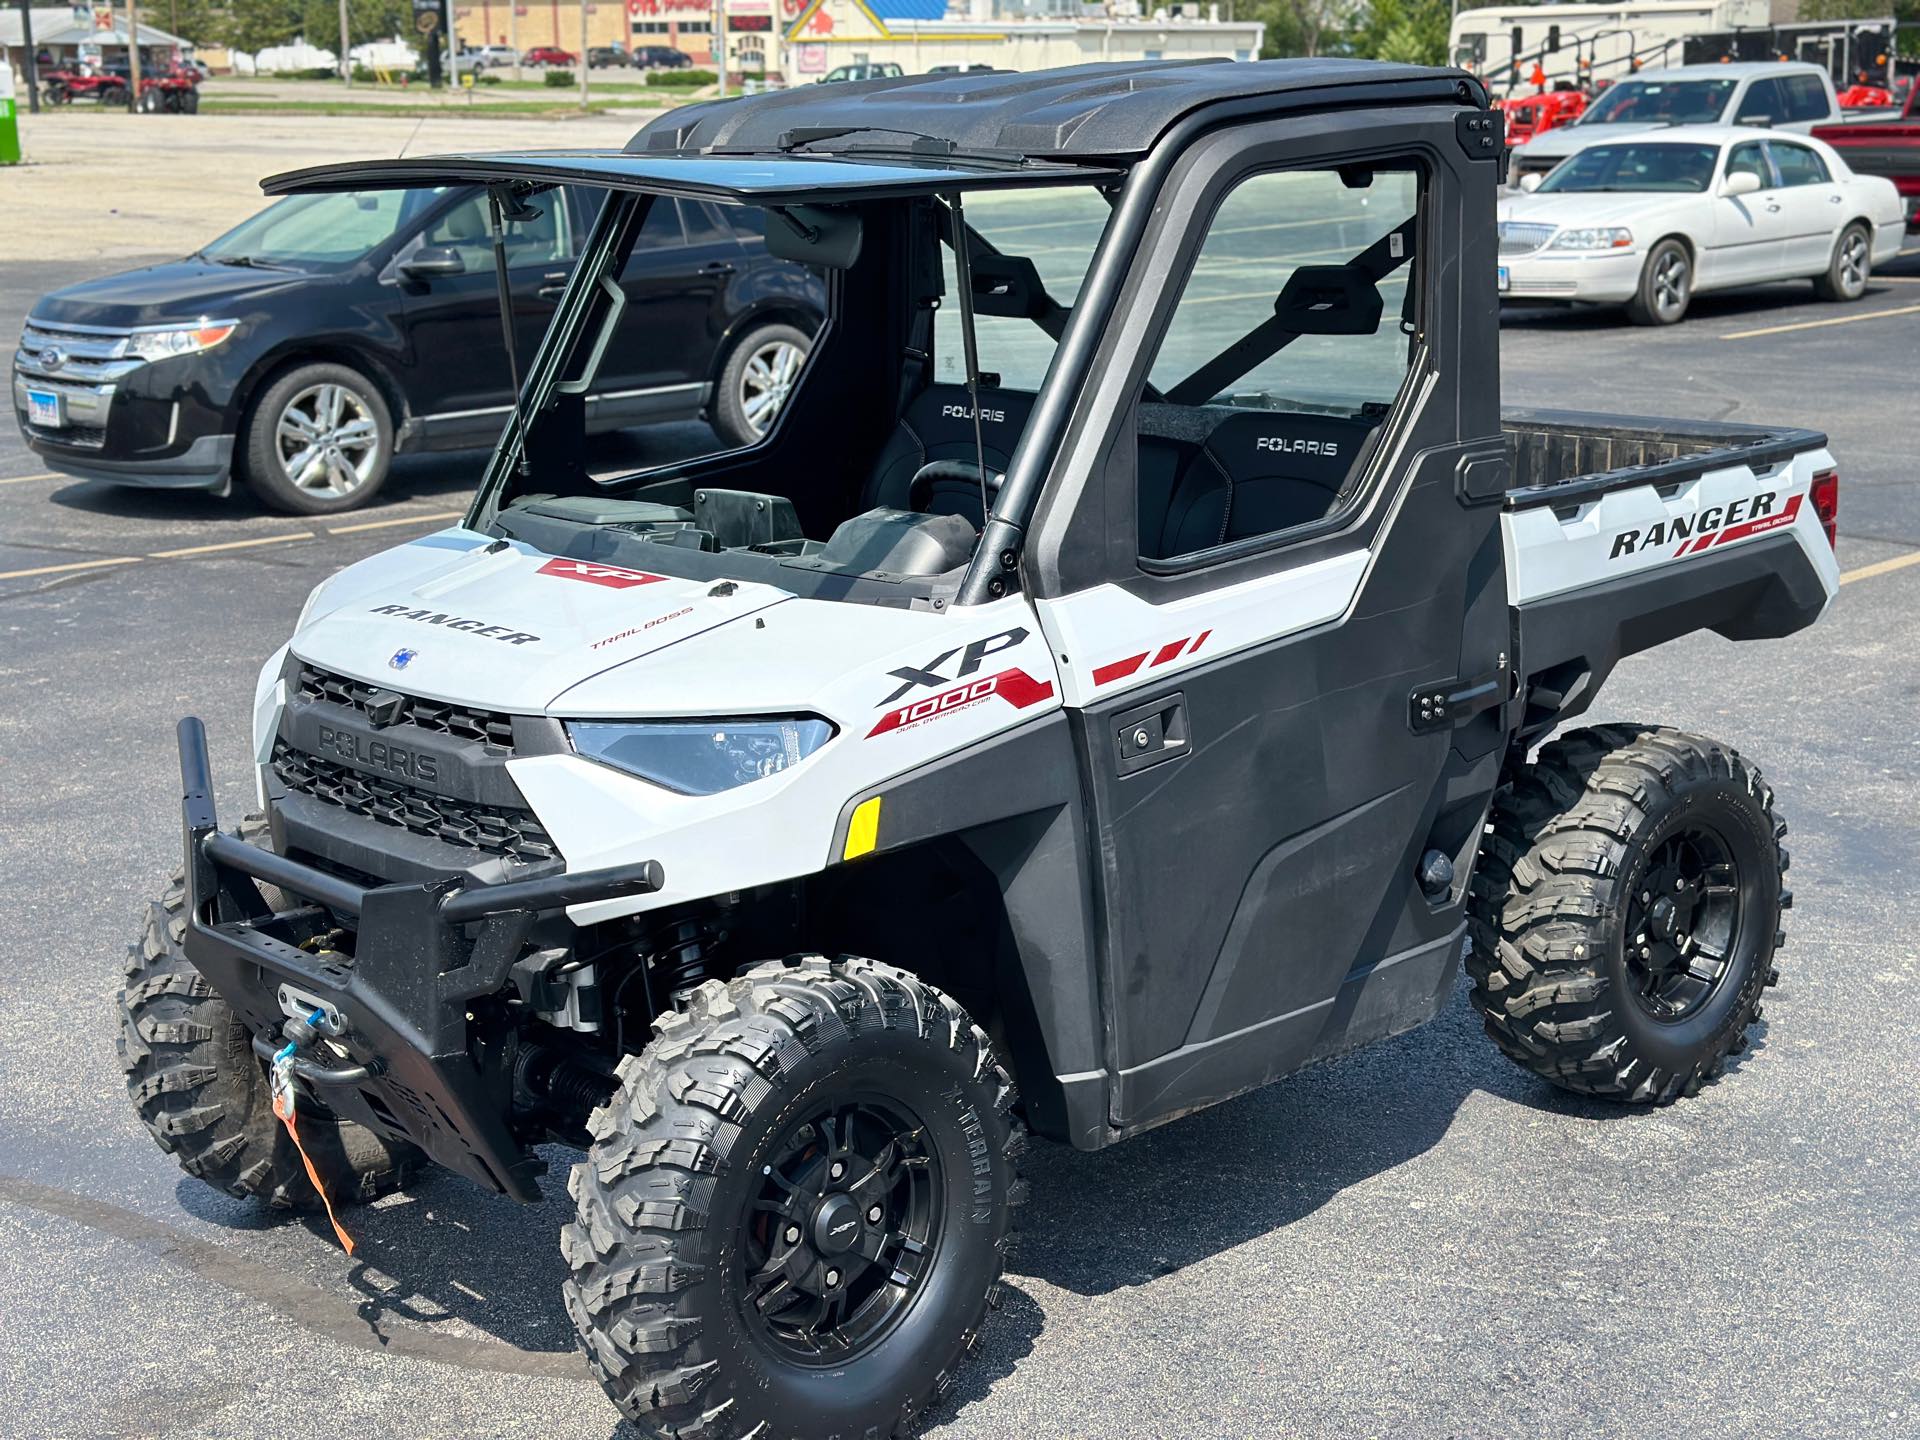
452,0,1262,83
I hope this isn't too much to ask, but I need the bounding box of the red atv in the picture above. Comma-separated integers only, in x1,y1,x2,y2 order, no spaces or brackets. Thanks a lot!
135,65,202,113
1500,88,1588,145
42,64,130,106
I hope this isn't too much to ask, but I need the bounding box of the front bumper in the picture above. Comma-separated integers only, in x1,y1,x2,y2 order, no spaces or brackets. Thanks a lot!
1499,247,1644,304
174,716,663,1201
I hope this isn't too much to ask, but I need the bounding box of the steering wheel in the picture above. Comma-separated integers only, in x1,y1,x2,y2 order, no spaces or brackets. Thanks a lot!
907,459,1004,521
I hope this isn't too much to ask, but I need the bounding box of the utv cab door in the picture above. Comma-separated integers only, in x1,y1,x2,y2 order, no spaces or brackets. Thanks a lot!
1027,115,1511,1133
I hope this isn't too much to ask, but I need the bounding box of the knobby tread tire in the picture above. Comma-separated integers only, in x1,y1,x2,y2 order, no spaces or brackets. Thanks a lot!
117,814,422,1210
1465,724,1787,1104
562,955,1026,1440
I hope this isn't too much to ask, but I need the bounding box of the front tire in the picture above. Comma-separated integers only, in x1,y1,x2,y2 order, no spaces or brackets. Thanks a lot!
1466,726,1786,1104
118,814,422,1209
1625,238,1692,326
241,361,394,515
563,956,1025,1440
1813,222,1871,302
712,323,811,449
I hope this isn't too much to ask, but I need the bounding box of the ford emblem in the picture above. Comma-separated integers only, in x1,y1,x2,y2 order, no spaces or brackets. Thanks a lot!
388,648,417,671
40,346,65,372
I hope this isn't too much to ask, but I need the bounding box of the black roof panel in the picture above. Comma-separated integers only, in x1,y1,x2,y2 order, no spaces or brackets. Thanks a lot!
629,59,1480,164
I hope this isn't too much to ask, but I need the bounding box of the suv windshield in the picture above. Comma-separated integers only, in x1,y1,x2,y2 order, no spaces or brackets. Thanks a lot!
1536,142,1721,193
200,189,450,270
1579,78,1737,126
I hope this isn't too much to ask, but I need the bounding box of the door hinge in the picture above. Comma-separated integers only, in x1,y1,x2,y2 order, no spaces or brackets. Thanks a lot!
1410,655,1507,734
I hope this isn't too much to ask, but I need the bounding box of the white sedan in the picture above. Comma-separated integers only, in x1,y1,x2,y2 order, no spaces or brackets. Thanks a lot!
1497,126,1905,325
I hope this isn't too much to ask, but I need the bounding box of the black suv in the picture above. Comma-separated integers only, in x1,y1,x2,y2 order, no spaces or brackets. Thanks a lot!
631,46,692,70
12,186,823,513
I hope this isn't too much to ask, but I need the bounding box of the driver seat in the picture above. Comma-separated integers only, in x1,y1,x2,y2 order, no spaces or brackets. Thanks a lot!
862,383,1038,526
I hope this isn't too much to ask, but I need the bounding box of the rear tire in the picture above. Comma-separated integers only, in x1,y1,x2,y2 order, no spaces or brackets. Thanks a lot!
1813,222,1871,302
118,813,422,1210
711,323,811,449
1465,725,1786,1104
241,360,394,515
1625,238,1692,326
563,956,1025,1440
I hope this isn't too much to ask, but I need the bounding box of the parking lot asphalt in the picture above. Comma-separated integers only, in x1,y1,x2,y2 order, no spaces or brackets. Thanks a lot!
4,242,1920,1440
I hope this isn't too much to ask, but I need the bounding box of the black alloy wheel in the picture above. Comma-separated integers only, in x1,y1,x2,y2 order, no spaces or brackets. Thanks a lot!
1622,824,1746,1023
742,1096,942,1363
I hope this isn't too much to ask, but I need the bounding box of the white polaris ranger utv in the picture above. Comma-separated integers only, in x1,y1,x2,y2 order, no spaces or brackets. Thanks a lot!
121,58,1842,1440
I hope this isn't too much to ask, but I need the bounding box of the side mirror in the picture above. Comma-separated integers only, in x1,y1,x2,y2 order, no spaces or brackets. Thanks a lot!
1518,172,1544,193
1720,170,1763,199
399,245,466,280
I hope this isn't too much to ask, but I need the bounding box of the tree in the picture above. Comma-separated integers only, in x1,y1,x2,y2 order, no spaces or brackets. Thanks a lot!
1347,0,1451,67
1243,0,1362,59
1796,0,1920,59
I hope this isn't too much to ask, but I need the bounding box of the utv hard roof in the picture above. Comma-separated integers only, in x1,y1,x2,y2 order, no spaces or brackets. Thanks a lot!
261,151,1119,205
630,58,1482,164
262,59,1481,201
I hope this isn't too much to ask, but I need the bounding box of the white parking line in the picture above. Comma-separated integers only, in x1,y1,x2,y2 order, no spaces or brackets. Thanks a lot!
0,510,465,582
0,471,62,486
1840,551,1920,586
1722,303,1920,340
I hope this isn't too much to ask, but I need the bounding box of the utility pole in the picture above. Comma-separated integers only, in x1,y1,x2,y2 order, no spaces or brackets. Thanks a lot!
19,0,40,113
340,0,352,86
577,0,587,110
714,0,725,97
447,0,462,88
509,0,519,80
124,0,142,112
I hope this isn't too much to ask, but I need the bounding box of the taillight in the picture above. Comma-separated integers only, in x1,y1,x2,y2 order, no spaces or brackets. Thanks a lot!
1810,470,1839,551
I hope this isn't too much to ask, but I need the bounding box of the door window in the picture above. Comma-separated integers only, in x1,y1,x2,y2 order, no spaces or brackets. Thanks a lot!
1768,140,1830,186
1725,140,1773,189
1734,78,1785,124
1782,74,1831,122
1134,165,1423,562
422,190,569,270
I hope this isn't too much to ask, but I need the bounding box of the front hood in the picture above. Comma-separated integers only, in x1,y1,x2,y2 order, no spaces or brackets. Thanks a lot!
291,531,790,712
1498,190,1696,231
30,258,312,329
1520,122,1660,159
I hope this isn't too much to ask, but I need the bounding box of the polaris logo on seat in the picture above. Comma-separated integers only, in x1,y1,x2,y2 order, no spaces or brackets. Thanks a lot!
942,404,1006,424
1609,491,1784,558
1256,437,1338,456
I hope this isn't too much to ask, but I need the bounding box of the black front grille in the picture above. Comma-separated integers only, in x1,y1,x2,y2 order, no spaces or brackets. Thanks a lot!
296,665,516,752
271,740,557,865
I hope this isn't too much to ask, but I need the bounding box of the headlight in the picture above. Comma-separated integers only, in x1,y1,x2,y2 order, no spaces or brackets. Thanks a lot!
567,716,835,796
125,323,238,361
1548,227,1634,252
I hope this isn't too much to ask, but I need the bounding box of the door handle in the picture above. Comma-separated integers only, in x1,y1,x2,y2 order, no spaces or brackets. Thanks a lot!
1113,692,1189,777
536,270,571,299
1765,202,1781,213
700,260,737,276
1829,193,1844,203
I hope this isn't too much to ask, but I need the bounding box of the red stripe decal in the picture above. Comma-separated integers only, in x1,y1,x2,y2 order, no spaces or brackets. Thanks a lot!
1712,493,1802,548
1091,652,1149,686
1150,640,1186,668
1189,629,1211,654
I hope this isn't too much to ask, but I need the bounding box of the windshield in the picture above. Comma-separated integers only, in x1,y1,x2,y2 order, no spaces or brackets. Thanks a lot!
1536,142,1721,193
1580,78,1737,126
476,177,1117,603
200,189,449,270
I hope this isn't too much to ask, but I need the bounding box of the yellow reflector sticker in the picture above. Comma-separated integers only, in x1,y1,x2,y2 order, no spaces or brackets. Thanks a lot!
843,796,882,861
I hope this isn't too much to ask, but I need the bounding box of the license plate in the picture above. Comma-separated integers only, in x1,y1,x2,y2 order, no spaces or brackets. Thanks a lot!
1496,265,1511,293
25,387,64,428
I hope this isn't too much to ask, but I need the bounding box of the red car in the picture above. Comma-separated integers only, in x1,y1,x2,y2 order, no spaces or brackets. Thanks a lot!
524,46,576,66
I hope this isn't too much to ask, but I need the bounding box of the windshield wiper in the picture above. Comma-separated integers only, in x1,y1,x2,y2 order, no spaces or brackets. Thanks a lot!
206,254,290,270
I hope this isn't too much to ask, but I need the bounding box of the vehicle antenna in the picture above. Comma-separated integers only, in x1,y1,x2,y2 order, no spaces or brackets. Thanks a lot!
946,192,992,529
487,184,535,480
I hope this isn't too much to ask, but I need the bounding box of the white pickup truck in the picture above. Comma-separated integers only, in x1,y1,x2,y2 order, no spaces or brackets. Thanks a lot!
1510,60,1843,185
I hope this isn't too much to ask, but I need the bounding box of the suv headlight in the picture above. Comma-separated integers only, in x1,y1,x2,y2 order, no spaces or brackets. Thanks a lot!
567,716,835,796
1548,227,1634,252
125,323,238,361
